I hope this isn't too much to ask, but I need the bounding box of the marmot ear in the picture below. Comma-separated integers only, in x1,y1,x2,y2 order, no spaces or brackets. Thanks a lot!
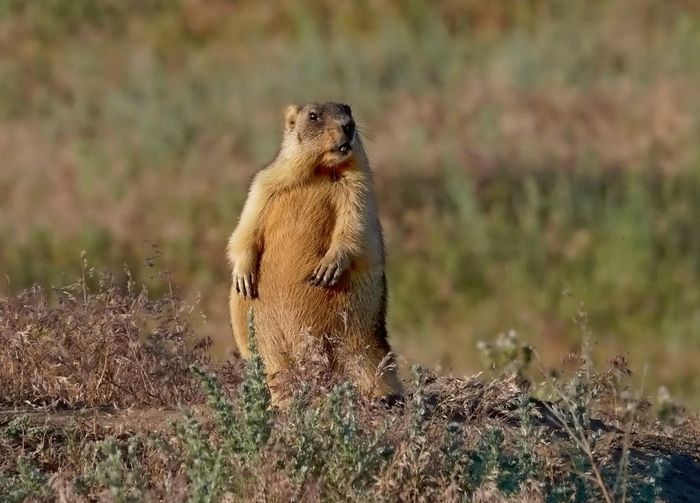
284,104,300,131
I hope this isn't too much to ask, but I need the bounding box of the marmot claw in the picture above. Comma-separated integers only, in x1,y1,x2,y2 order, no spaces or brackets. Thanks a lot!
309,254,349,287
233,253,258,298
234,271,257,299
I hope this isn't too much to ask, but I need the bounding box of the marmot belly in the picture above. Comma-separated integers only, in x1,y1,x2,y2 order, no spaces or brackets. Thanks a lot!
256,183,383,349
231,181,386,369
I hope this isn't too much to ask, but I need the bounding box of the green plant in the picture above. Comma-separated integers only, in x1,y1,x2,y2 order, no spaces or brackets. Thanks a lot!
236,310,273,454
94,437,145,502
325,382,394,488
409,365,429,440
466,428,504,492
0,456,47,502
289,383,325,479
190,310,271,458
2,416,31,440
174,412,229,503
286,381,394,496
636,457,667,503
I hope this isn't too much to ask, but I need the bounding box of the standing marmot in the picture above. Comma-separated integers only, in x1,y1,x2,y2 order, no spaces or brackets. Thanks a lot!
227,102,402,402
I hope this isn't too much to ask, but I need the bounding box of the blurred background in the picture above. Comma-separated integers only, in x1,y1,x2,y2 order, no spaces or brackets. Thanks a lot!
1,0,700,404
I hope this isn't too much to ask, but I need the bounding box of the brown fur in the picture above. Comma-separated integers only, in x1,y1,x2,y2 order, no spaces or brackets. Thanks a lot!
227,102,402,402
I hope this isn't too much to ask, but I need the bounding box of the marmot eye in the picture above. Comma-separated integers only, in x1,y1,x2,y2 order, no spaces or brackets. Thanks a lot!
308,112,318,121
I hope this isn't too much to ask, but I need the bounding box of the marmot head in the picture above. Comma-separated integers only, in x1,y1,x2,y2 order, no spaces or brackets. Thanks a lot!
280,102,364,168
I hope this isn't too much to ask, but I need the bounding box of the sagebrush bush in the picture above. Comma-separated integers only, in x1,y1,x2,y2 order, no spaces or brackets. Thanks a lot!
174,412,228,503
94,437,145,503
0,456,47,503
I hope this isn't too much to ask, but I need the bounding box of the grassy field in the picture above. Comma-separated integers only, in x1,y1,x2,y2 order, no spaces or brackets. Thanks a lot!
1,0,700,420
1,275,699,501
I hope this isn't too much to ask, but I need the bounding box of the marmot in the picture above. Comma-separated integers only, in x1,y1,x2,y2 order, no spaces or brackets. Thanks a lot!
227,102,402,402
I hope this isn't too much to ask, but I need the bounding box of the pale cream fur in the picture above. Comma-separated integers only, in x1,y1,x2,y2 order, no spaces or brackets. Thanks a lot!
227,103,401,402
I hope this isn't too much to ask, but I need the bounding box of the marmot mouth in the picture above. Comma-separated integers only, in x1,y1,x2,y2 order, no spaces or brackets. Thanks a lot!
335,141,352,154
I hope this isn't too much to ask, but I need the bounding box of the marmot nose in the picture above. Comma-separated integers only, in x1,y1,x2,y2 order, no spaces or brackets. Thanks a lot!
342,120,355,138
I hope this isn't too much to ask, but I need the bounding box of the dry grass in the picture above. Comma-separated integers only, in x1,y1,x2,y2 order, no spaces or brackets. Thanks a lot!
0,265,210,409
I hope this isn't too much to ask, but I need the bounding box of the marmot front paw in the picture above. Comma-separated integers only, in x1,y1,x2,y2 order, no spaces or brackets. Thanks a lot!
309,253,350,287
232,252,258,298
